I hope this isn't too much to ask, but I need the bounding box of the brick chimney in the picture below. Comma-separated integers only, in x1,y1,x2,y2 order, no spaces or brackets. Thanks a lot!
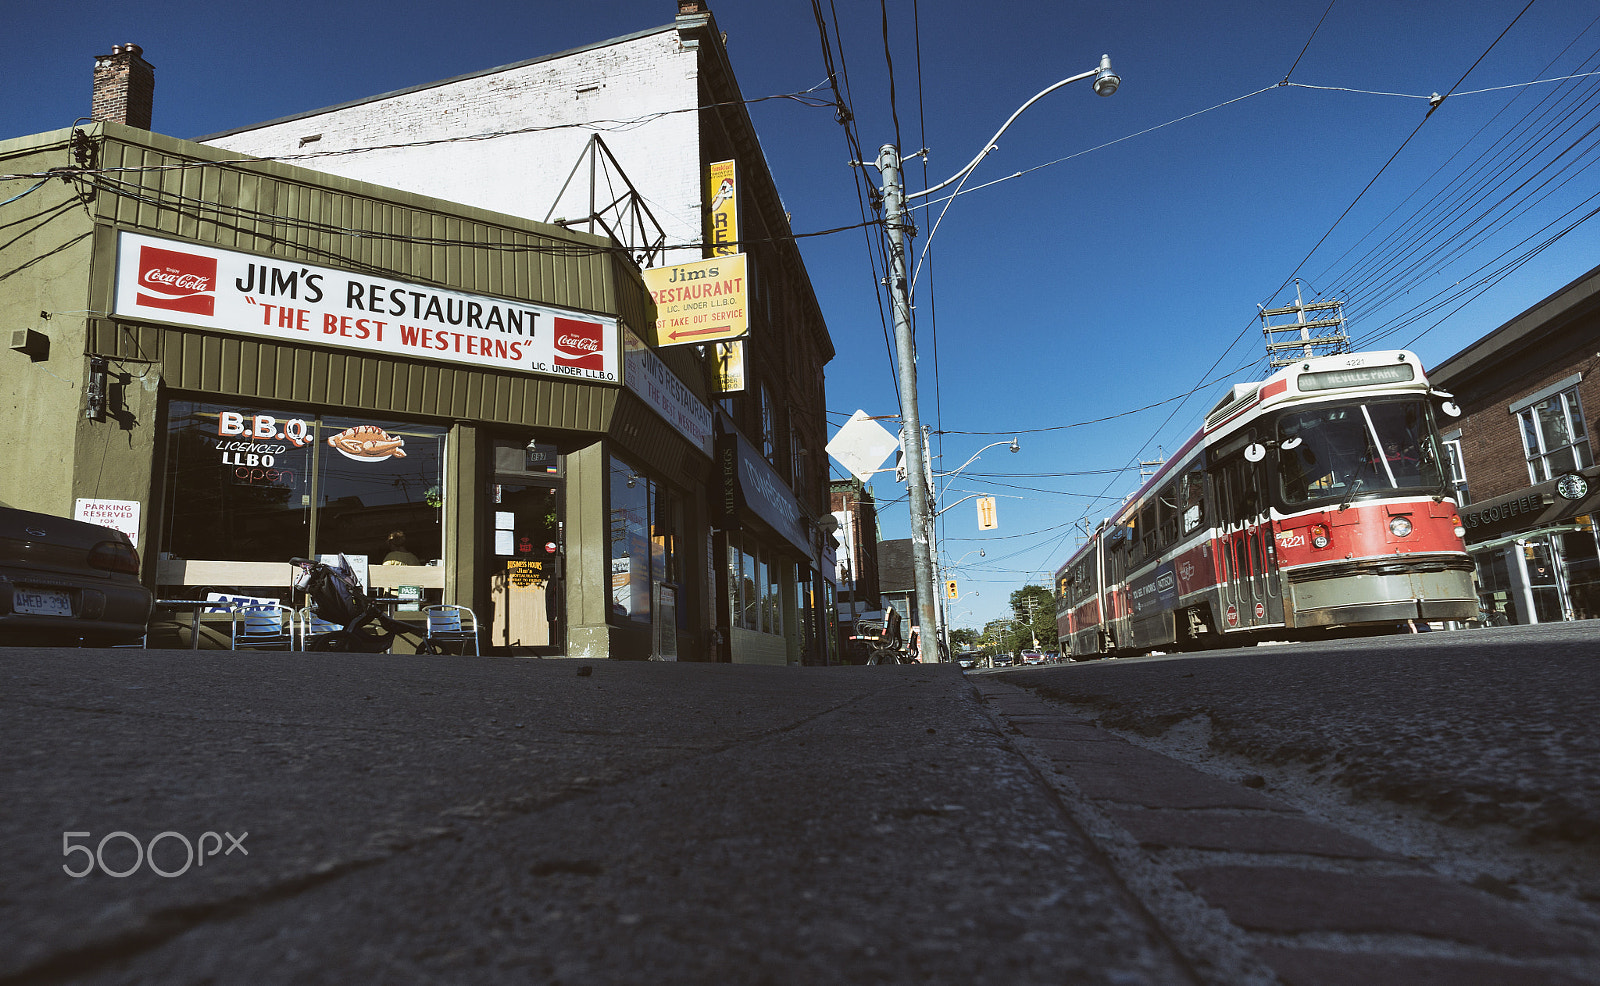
92,43,155,129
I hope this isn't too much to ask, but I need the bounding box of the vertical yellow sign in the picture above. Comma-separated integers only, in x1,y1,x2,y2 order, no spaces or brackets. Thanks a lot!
715,339,746,393
707,160,738,257
977,496,998,530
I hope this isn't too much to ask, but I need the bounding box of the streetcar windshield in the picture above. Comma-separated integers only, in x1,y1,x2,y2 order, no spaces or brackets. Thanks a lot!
1275,399,1445,507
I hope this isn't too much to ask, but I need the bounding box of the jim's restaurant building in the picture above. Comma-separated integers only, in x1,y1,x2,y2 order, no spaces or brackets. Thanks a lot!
1,125,834,662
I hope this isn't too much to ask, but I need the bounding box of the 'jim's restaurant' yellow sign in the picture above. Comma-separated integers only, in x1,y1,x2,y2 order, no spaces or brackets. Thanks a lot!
641,254,748,348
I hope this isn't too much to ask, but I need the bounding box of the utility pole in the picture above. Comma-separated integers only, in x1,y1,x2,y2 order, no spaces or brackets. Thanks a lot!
1261,279,1348,368
868,55,1120,662
876,143,941,660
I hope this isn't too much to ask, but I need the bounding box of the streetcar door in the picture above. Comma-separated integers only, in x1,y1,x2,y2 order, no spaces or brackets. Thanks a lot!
1217,454,1280,630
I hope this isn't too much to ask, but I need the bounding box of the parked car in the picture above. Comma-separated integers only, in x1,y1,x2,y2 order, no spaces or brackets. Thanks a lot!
0,507,152,645
1021,650,1047,665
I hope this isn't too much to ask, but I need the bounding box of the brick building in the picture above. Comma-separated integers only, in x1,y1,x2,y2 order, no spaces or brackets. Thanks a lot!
1431,263,1600,624
829,478,882,656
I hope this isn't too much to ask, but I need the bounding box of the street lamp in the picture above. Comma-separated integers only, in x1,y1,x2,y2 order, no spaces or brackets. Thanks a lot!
872,57,1117,662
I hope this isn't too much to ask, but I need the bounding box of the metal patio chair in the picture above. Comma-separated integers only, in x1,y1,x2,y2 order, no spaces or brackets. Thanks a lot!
229,602,296,650
297,607,342,650
423,604,479,655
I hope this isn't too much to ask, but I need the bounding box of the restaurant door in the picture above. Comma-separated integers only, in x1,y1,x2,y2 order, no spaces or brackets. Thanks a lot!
487,440,565,655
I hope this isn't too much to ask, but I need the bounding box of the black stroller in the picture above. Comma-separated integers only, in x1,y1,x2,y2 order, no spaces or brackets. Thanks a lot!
293,555,444,654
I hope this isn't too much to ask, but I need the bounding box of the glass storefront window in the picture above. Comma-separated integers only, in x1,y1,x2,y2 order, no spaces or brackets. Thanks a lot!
161,402,315,563
609,458,651,623
315,416,446,566
608,455,683,626
743,547,760,629
725,533,785,636
161,400,444,571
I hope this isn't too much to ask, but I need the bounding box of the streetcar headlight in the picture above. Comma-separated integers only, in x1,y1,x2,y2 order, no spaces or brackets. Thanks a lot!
1310,523,1330,549
1389,516,1413,537
1452,514,1466,539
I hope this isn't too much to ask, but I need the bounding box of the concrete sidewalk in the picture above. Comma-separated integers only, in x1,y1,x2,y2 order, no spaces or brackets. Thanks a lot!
3,649,1594,984
3,649,1189,985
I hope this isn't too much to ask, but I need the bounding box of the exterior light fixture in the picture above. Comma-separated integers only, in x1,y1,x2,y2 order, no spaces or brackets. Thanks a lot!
85,356,108,420
1092,55,1120,97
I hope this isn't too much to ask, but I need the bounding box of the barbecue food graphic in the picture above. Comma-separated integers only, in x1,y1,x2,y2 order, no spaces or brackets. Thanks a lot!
327,425,407,460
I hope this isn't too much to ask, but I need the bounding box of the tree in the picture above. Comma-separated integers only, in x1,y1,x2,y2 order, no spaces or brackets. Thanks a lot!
950,627,980,649
1009,584,1056,652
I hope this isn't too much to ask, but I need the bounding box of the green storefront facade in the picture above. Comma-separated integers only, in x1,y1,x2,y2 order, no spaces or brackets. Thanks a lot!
2,123,715,659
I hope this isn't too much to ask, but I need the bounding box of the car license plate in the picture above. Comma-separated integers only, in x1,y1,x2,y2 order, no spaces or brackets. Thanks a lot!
15,587,73,617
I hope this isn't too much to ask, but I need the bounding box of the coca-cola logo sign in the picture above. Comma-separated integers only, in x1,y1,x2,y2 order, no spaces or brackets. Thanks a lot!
553,316,605,370
136,245,217,316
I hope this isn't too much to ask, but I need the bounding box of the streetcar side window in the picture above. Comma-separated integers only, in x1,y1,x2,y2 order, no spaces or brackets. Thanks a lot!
1180,470,1206,535
1139,504,1158,559
1159,481,1180,547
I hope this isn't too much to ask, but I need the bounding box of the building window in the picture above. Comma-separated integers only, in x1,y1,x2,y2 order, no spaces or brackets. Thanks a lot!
1518,386,1591,483
760,384,776,463
726,533,783,637
608,456,683,625
160,400,444,581
790,422,806,492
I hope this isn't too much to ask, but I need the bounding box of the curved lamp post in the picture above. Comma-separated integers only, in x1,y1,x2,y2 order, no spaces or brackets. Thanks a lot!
874,57,1118,662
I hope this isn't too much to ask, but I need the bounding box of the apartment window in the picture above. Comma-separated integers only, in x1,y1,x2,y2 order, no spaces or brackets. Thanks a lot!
1517,384,1591,483
790,422,807,492
760,384,776,463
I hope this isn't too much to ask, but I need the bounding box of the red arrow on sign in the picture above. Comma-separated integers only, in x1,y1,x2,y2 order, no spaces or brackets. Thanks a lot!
668,325,733,341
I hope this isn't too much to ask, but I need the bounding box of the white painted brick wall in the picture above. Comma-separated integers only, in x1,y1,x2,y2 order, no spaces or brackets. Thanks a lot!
211,30,705,266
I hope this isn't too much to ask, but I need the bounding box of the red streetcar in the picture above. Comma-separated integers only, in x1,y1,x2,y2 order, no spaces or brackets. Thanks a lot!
1055,350,1476,658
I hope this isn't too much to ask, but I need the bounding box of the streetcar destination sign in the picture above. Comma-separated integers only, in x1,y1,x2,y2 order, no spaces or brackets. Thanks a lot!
1297,363,1415,393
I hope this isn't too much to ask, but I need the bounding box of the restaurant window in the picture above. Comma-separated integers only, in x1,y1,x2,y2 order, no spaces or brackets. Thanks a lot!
1518,385,1591,483
160,400,444,577
608,456,683,625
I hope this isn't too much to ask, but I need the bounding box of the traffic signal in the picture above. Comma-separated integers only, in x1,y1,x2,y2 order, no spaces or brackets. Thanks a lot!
946,579,959,599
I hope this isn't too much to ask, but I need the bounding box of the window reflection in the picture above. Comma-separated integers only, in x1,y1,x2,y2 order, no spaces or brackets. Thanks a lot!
160,399,444,580
1276,399,1444,507
317,417,445,566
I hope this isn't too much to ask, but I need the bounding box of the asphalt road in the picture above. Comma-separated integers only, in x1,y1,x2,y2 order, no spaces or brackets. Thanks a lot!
1002,621,1600,849
1,648,1193,986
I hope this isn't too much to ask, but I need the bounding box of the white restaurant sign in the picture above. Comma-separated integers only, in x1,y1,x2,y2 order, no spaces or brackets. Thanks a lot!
112,232,620,383
623,328,712,457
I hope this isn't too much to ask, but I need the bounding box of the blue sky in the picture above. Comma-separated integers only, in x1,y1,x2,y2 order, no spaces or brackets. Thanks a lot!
7,1,1599,632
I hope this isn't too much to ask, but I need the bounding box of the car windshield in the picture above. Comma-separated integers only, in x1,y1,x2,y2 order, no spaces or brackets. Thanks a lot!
1276,398,1445,508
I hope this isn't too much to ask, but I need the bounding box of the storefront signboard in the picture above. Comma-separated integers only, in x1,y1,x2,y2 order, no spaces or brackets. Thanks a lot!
623,328,713,457
640,254,748,348
716,427,814,561
113,232,620,383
